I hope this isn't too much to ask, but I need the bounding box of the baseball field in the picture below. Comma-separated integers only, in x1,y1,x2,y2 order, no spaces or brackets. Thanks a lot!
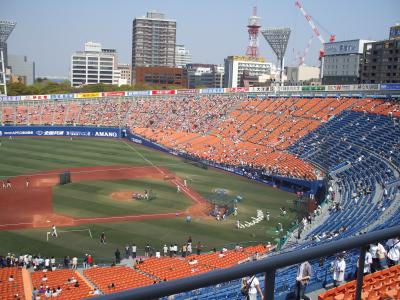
0,137,296,261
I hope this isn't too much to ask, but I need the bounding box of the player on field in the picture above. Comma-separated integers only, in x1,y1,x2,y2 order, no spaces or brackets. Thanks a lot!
51,225,58,238
100,232,106,244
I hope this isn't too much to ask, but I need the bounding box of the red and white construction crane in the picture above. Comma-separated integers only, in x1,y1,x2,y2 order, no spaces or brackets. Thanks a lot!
295,0,335,60
298,35,314,66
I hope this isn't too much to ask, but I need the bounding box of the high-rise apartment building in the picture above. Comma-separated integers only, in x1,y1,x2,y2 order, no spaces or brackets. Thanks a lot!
131,12,176,84
360,25,400,84
70,42,119,87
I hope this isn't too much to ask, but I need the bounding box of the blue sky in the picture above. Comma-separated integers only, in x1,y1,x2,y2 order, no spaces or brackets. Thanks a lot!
1,0,399,77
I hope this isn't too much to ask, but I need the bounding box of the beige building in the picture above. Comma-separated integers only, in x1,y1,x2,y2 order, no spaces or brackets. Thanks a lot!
117,64,131,85
286,65,320,85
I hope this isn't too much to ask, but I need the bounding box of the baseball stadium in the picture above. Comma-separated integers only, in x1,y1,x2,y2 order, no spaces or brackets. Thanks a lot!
0,85,399,299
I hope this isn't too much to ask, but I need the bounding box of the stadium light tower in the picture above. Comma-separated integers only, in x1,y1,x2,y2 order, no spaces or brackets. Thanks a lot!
261,27,291,86
246,6,261,58
0,20,16,96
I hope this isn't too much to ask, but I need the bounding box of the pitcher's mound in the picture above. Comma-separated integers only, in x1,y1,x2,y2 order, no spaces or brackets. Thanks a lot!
111,191,139,201
33,213,75,228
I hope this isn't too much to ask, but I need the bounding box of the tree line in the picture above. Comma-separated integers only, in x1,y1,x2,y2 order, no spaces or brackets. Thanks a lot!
4,79,183,96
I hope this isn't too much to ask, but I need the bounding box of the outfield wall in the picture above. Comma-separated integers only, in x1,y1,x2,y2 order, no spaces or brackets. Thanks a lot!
0,125,122,138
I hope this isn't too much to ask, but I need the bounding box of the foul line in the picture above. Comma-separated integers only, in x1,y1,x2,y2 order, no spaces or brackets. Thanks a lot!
76,212,183,222
122,140,165,175
0,222,34,227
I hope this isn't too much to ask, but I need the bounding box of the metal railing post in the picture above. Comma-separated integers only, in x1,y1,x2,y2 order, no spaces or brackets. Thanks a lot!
355,246,367,300
265,269,276,300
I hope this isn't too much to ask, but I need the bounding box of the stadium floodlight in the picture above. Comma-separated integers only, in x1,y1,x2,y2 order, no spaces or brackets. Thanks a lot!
261,27,291,86
0,20,16,96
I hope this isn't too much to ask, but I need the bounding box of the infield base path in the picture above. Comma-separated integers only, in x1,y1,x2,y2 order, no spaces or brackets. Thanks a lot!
0,165,211,230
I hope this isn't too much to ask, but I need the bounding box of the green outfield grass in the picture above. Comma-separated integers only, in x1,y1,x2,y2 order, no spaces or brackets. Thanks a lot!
0,137,297,258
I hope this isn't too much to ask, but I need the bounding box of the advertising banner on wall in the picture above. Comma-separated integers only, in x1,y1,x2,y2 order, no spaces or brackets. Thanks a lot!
200,88,225,94
31,95,51,100
325,85,352,92
0,95,21,101
352,84,380,91
225,87,249,93
50,93,75,100
74,92,102,99
176,89,199,94
248,87,272,92
125,90,151,96
380,83,400,91
0,126,121,138
301,85,325,91
102,91,126,97
276,86,302,92
151,90,176,95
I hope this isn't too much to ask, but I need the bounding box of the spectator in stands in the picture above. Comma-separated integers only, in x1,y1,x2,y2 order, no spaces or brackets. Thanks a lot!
71,256,77,270
32,287,39,299
386,237,400,267
145,244,150,257
74,281,80,288
8,275,14,282
357,250,373,276
196,242,203,255
90,288,101,295
63,256,70,269
296,261,312,300
125,244,130,259
370,243,386,272
332,253,346,287
87,254,93,267
83,254,88,269
108,283,115,289
41,275,48,282
115,249,121,264
244,275,264,300
132,244,137,258
44,288,52,298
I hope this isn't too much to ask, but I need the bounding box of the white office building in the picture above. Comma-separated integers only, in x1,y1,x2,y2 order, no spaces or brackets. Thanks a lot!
70,42,120,87
322,39,374,85
224,55,273,88
175,45,192,68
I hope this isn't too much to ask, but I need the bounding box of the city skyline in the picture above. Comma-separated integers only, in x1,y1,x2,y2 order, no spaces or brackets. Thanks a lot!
1,0,399,78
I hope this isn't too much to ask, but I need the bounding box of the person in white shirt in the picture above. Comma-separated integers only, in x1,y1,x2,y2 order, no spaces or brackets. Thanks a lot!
131,244,137,258
44,258,50,270
245,275,264,300
332,254,346,287
357,250,373,275
51,225,57,238
163,245,168,256
386,237,400,267
71,257,78,270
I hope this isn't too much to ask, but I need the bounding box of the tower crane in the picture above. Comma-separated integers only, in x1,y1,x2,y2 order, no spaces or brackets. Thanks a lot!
295,1,335,60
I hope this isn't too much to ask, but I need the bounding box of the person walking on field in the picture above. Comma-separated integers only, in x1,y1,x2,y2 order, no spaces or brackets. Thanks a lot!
100,232,106,244
51,225,58,238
